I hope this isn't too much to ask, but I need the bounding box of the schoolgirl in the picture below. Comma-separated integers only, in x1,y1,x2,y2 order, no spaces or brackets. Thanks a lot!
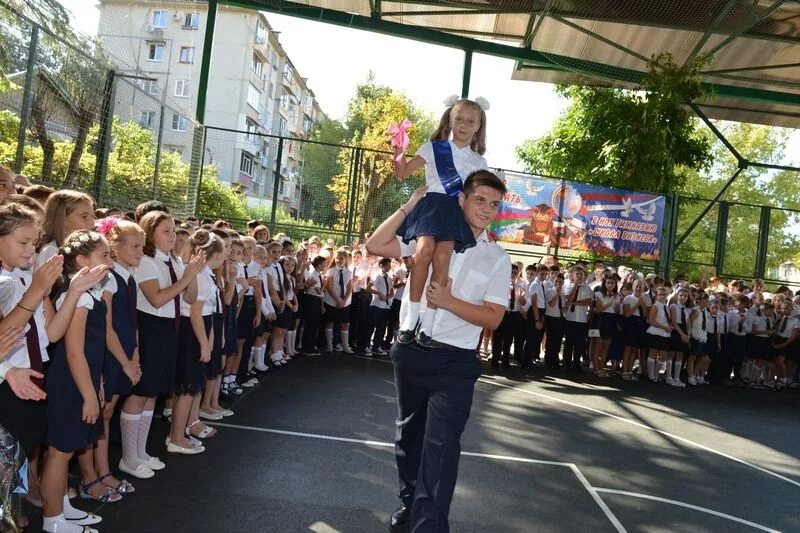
393,96,489,346
41,230,113,533
543,273,566,369
221,238,245,396
249,244,274,375
292,246,310,353
131,211,204,462
562,267,593,371
593,276,621,378
0,205,106,532
745,302,776,388
701,300,723,383
687,293,710,386
666,287,691,387
771,300,798,389
234,236,262,387
38,190,95,268
265,241,290,365
300,255,327,355
280,255,300,359
727,294,750,385
645,287,672,382
180,229,225,440
621,280,649,381
87,218,145,498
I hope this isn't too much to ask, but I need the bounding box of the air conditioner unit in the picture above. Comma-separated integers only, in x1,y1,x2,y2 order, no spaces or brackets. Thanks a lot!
152,28,164,38
145,23,154,32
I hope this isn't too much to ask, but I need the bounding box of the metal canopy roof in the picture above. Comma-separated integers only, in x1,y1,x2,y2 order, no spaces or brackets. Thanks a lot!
230,0,800,128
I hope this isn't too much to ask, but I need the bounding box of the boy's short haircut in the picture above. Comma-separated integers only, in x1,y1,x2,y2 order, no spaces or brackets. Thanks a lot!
525,264,535,272
311,256,327,268
537,264,548,272
230,240,244,249
175,227,190,236
462,169,507,197
378,257,391,267
549,265,560,272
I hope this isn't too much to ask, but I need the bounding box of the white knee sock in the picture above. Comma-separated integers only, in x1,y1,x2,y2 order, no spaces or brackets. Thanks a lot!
120,412,141,466
673,357,683,380
325,329,333,351
400,302,420,332
137,410,154,462
647,357,656,380
657,360,666,379
418,309,436,336
341,330,350,350
665,360,673,379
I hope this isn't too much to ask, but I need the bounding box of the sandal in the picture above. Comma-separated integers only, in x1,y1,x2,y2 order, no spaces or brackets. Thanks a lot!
99,472,135,494
186,420,218,439
80,476,122,503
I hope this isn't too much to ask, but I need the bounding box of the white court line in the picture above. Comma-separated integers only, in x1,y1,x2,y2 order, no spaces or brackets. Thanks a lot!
209,421,626,532
476,377,800,489
594,489,781,533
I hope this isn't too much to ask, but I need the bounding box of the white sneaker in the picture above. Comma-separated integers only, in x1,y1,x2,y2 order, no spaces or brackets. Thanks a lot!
687,376,698,386
701,378,710,385
342,346,354,354
118,459,154,479
376,347,387,355
334,343,343,352
241,379,256,388
674,379,686,388
665,377,676,387
362,347,372,356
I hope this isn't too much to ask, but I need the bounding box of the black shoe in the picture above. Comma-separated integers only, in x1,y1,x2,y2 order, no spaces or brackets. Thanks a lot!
490,361,500,368
415,331,433,349
389,504,410,532
397,330,415,345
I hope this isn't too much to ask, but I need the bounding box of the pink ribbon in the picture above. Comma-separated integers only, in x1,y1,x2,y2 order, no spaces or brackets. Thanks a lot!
387,119,412,162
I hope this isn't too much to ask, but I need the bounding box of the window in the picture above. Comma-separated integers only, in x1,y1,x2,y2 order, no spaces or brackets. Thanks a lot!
171,113,187,132
251,53,263,76
183,12,199,29
246,83,260,110
246,119,258,141
179,46,195,64
240,152,253,176
255,20,267,44
278,178,285,196
147,41,165,61
283,62,293,81
151,10,168,28
277,117,287,136
138,111,155,128
175,79,190,97
141,79,158,94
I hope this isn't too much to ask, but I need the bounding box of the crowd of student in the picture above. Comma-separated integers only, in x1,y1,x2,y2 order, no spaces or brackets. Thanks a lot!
0,161,796,532
488,258,800,389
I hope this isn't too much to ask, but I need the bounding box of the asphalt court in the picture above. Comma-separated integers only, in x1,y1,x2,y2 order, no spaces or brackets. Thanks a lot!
96,353,800,532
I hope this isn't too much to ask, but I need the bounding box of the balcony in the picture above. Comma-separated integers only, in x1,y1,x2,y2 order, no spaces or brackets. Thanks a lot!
249,70,265,91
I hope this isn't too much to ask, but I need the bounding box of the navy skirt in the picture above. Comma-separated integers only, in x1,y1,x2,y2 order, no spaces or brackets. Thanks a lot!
397,192,476,253
175,316,208,395
622,316,647,348
223,303,238,355
206,313,224,379
132,313,178,397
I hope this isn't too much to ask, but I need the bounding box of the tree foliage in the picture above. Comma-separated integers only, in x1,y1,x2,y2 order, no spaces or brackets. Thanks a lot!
516,53,713,195
328,74,435,236
299,117,347,227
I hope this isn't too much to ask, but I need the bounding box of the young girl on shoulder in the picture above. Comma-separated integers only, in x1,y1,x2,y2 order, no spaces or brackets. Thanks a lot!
86,218,145,499
180,229,225,440
41,230,114,533
130,211,204,463
38,190,96,268
393,96,489,347
645,287,672,382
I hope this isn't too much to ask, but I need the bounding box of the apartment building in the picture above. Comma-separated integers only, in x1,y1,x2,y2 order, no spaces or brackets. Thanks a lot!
96,0,324,213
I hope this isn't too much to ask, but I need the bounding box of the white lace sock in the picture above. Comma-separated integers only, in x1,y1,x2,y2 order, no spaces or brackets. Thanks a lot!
120,412,141,466
137,410,154,462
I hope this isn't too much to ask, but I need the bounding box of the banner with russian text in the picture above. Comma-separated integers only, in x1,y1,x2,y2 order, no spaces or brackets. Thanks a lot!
488,172,666,260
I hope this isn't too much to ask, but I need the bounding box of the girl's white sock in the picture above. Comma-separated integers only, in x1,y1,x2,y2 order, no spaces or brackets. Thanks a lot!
665,360,673,379
419,309,436,336
673,357,683,380
137,410,154,462
341,330,350,350
657,360,666,379
400,302,420,332
325,329,334,351
647,357,656,380
120,412,141,466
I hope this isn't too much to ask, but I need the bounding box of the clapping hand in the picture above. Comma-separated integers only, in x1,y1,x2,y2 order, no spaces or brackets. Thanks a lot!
70,264,111,294
31,254,64,297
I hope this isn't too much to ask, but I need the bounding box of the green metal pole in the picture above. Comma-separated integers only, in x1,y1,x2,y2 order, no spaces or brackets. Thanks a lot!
714,201,729,276
461,49,472,98
675,167,743,247
270,138,284,226
754,206,771,278
92,69,117,205
664,195,680,281
14,25,39,174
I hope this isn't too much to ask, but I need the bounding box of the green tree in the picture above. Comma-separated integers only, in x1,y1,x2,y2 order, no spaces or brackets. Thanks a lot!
330,74,435,236
299,117,347,227
515,53,713,195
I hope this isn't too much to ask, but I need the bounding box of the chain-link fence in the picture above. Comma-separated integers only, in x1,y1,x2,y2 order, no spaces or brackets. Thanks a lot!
0,0,198,216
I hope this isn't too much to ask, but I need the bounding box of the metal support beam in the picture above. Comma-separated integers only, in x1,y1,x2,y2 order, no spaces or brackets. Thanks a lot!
714,201,729,275
689,103,744,162
663,195,680,280
675,167,742,248
461,49,472,98
225,0,800,108
92,70,117,205
14,25,38,174
196,0,218,123
549,14,650,62
370,0,381,19
683,0,739,66
706,0,786,57
755,206,771,277
270,138,284,225
704,61,800,75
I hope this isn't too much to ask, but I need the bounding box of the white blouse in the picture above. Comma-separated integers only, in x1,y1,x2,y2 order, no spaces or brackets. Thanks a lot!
135,250,186,318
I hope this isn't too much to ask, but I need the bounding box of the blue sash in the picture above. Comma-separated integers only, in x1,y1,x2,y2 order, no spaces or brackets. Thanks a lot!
432,140,463,197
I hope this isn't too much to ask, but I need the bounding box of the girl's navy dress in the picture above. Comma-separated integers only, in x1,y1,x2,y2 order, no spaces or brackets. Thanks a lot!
46,287,106,453
104,268,138,398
